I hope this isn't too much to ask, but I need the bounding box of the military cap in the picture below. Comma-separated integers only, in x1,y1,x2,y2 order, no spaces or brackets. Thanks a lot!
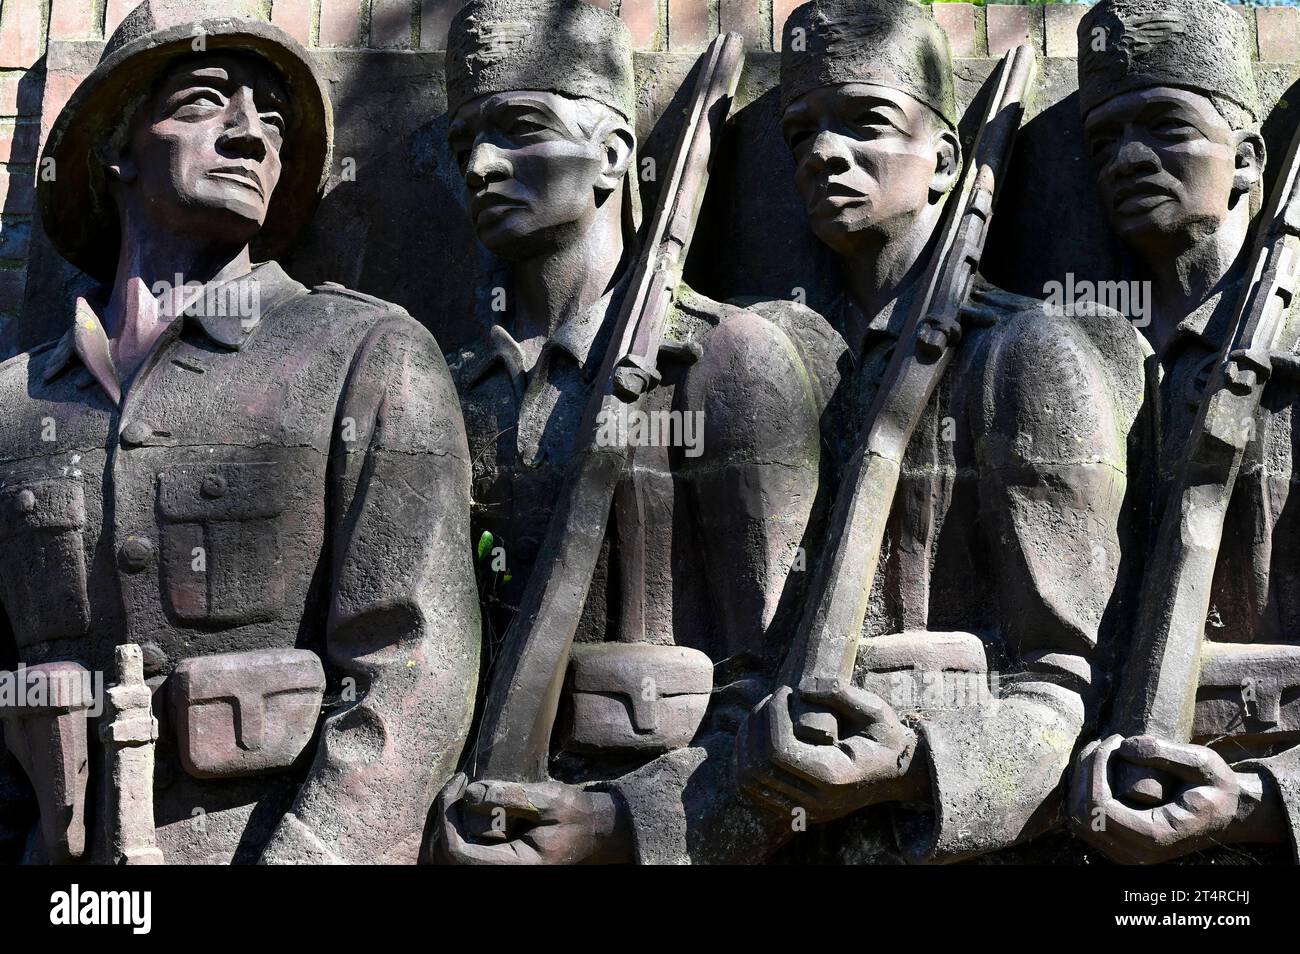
780,0,957,128
1077,0,1260,121
446,0,636,122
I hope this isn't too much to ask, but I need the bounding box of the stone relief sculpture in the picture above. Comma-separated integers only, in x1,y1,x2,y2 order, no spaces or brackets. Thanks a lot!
1068,0,1300,864
1,0,1299,869
701,0,1146,864
431,0,802,865
0,0,480,864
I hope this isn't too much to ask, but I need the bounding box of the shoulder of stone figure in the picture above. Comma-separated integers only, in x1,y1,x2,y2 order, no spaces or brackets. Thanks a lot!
307,280,415,324
971,277,1148,437
304,280,448,356
721,293,846,414
0,336,58,404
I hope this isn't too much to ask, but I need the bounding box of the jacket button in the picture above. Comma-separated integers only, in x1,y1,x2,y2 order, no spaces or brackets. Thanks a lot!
200,474,227,499
120,421,151,446
118,535,154,572
16,489,35,513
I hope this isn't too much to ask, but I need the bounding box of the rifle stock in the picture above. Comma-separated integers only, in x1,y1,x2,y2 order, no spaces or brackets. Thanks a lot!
470,33,746,783
1110,114,1300,804
774,45,1039,744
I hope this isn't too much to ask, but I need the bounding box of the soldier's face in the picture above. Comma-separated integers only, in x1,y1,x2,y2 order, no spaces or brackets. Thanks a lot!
782,83,957,256
448,91,633,259
114,52,289,244
1084,88,1260,255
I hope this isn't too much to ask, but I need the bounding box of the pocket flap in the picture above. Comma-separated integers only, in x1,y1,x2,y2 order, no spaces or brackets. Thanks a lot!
157,460,287,522
0,479,86,538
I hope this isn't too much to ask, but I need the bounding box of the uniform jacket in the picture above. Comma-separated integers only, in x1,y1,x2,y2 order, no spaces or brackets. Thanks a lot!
0,261,479,864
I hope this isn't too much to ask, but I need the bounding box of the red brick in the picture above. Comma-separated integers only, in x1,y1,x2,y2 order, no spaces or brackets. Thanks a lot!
51,0,102,41
271,0,314,46
933,3,978,58
1044,4,1087,58
668,0,712,51
372,0,415,48
0,0,46,69
320,0,365,48
773,0,803,51
0,121,39,163
719,0,762,49
105,0,138,38
987,4,1040,57
38,68,84,140
0,168,35,215
0,69,43,118
620,0,660,50
1258,8,1300,63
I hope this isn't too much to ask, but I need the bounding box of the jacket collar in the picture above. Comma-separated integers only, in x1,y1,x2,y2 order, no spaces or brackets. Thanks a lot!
465,271,631,389
42,261,303,397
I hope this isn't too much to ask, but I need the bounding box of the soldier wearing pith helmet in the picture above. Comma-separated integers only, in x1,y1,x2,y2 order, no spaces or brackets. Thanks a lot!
0,0,480,864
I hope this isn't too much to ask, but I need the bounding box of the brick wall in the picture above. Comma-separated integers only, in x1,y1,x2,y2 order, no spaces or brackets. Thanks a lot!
1,0,1298,329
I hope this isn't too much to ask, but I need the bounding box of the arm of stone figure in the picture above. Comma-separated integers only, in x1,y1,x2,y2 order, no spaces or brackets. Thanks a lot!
893,293,1147,864
598,302,843,863
261,314,481,865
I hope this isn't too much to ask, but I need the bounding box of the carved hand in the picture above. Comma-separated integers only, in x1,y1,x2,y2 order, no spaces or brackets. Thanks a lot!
433,772,633,865
1068,734,1240,864
735,683,921,824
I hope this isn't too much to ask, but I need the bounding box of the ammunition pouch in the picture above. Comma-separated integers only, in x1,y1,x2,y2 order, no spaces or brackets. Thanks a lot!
170,648,325,779
563,643,713,755
857,631,992,715
1194,642,1300,745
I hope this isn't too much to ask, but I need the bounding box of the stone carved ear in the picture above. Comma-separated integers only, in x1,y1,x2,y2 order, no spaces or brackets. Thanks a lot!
1232,129,1265,198
595,121,636,196
929,124,961,201
98,146,137,186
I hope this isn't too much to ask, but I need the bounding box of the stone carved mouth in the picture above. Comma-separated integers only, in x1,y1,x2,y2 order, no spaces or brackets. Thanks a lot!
207,167,264,198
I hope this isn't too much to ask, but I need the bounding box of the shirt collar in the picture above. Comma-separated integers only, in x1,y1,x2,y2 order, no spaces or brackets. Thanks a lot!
465,271,631,386
42,261,302,395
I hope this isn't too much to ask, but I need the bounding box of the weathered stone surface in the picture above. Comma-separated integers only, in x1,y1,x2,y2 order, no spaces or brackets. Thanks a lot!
1,0,480,867
3,0,1300,869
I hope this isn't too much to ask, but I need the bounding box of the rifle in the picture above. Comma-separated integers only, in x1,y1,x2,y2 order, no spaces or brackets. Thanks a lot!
469,33,746,783
775,44,1039,744
1109,115,1300,803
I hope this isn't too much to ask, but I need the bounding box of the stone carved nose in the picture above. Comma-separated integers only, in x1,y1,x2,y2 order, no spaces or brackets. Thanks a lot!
218,89,269,160
807,132,851,175
466,143,511,190
1114,138,1159,175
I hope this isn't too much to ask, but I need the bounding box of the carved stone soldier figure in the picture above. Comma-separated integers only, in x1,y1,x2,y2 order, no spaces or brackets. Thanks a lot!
434,0,815,864
1069,0,1300,863
0,0,479,864
712,0,1149,862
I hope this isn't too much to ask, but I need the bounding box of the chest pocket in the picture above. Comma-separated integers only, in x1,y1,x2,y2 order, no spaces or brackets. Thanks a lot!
0,477,90,642
157,460,300,625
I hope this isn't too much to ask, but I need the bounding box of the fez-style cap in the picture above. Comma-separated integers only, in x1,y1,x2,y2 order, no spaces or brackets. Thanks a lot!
446,0,636,122
779,0,957,128
1077,0,1260,121
39,0,332,282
